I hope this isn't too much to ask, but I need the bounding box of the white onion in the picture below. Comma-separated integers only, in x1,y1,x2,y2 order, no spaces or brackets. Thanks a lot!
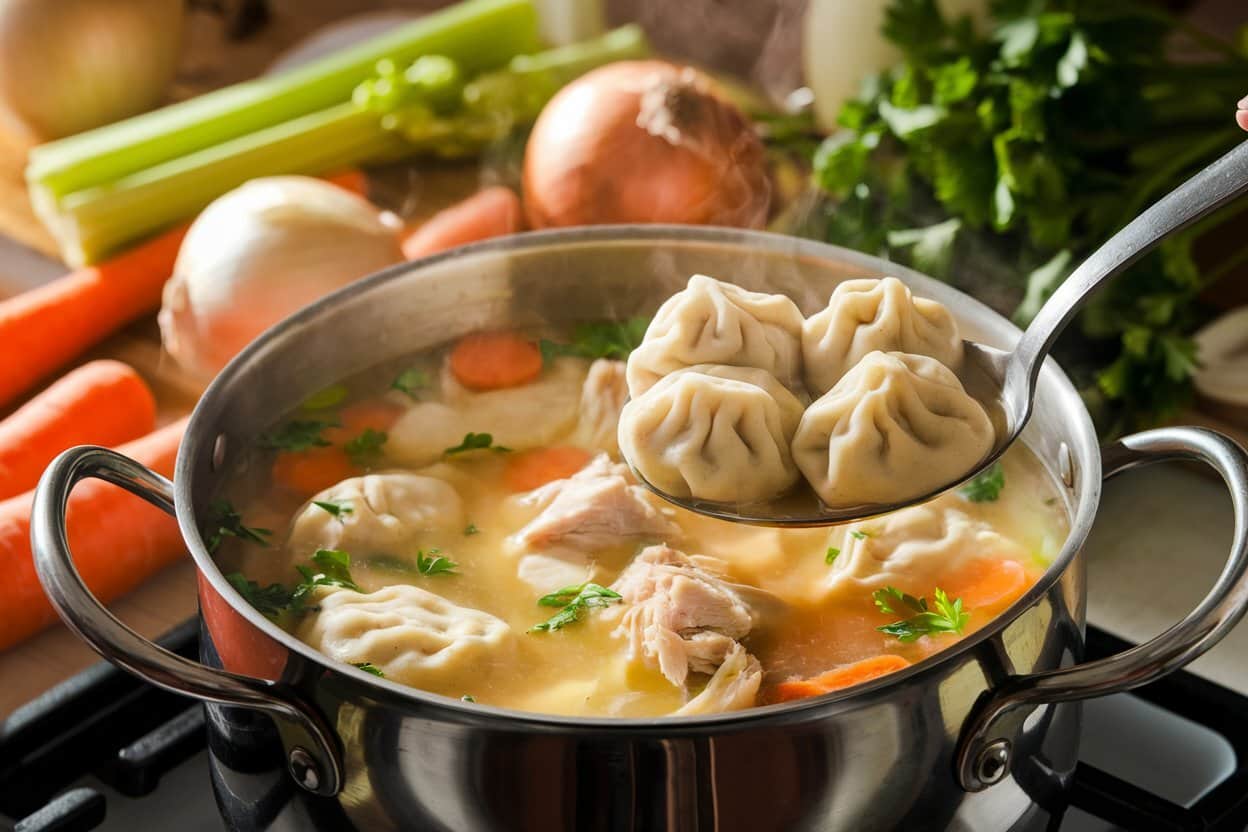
0,0,184,141
159,176,404,378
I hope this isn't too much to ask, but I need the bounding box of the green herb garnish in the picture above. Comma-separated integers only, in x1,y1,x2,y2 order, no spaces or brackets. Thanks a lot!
849,530,869,541
302,384,348,410
345,428,388,467
205,500,272,553
960,462,1005,503
530,582,622,632
464,523,479,536
353,662,385,677
416,549,459,576
461,695,476,703
257,419,337,453
825,547,841,565
443,432,511,456
226,573,291,620
539,317,649,364
290,549,360,610
391,368,431,398
312,500,353,518
873,586,969,643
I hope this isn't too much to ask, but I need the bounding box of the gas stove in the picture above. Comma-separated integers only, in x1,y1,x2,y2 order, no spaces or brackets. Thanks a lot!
1,622,1245,832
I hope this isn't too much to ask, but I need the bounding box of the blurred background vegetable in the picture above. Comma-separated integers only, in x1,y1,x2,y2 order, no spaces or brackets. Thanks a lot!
0,0,184,141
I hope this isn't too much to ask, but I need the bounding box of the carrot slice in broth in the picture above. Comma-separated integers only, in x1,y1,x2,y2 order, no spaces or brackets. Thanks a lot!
771,654,911,703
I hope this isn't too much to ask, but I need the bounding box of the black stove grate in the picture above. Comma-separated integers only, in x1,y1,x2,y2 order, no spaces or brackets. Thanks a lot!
1,622,1245,832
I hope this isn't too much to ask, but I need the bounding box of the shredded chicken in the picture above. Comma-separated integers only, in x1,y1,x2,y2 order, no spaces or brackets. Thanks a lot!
611,544,756,687
572,359,629,454
674,643,763,716
513,455,680,553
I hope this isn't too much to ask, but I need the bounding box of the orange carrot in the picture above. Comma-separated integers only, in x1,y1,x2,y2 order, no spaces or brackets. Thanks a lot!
0,170,370,410
449,331,543,391
771,655,911,703
323,401,402,444
0,360,157,501
944,558,1029,614
401,186,523,260
271,446,358,497
504,446,593,492
0,418,187,651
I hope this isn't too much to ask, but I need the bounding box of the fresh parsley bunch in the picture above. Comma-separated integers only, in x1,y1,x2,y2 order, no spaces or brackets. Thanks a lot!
804,0,1248,435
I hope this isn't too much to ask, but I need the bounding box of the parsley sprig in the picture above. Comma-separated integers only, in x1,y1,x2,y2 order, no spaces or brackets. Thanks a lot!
345,428,388,467
205,500,272,553
312,500,353,517
225,573,291,619
959,462,1005,503
353,662,385,677
290,549,360,610
416,549,459,576
530,582,622,632
539,317,649,364
873,586,969,643
443,432,510,456
257,419,337,453
391,368,430,398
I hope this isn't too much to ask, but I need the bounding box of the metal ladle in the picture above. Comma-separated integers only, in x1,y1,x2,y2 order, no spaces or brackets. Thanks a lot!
629,139,1248,527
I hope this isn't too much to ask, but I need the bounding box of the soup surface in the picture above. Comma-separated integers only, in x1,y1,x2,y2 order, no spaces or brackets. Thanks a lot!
214,315,1069,718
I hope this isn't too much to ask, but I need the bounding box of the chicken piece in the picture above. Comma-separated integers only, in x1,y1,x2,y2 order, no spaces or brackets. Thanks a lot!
674,643,763,716
572,359,628,455
512,455,680,554
611,544,757,687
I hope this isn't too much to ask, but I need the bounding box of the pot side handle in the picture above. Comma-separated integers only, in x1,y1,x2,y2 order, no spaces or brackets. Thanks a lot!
30,445,344,797
956,426,1248,791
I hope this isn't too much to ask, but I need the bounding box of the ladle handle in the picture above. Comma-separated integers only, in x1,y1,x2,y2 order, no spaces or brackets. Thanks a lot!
1007,138,1248,411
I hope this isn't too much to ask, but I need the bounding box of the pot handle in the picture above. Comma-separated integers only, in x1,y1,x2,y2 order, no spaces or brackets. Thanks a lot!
955,426,1248,791
31,446,344,797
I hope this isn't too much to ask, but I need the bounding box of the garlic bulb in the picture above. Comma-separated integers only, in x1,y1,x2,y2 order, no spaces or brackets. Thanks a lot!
159,176,403,378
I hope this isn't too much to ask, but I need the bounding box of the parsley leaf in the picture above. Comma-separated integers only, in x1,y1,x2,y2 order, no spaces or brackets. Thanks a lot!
538,317,649,363
464,523,479,536
345,429,388,467
353,662,385,677
461,694,476,703
257,419,336,453
312,500,352,518
443,432,510,456
849,530,869,541
416,549,458,576
205,501,272,553
290,549,360,610
391,368,430,398
960,462,1005,502
302,384,348,410
530,582,622,632
226,573,291,620
825,547,841,565
873,586,970,642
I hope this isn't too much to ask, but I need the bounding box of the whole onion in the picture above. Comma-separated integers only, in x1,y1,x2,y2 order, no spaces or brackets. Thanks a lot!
0,0,184,141
523,60,771,230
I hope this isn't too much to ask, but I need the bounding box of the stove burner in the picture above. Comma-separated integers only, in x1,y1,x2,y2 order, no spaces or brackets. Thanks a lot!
2,623,1245,832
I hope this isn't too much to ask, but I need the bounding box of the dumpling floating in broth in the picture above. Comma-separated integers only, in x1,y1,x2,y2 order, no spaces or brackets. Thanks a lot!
801,277,963,396
618,364,804,503
626,274,805,397
792,351,993,508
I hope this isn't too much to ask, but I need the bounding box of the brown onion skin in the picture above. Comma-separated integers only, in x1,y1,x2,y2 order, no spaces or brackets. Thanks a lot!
523,60,771,230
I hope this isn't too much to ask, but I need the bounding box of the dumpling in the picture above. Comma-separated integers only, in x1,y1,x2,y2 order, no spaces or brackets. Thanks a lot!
821,498,1028,600
792,351,993,508
802,277,963,396
287,473,464,558
626,274,805,396
298,585,512,690
571,359,629,454
388,357,587,466
618,364,804,503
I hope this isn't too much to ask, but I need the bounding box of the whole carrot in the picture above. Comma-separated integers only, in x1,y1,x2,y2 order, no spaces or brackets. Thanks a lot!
0,418,187,652
0,360,157,501
401,186,523,260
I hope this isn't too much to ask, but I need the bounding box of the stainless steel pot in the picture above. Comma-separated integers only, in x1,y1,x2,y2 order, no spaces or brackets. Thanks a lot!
31,227,1248,831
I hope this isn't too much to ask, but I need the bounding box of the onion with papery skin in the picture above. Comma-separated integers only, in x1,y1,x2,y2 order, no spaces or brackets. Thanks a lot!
523,60,770,230
159,176,403,379
0,0,184,141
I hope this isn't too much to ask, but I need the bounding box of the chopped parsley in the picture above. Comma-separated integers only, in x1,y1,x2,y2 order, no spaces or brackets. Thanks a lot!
290,549,360,610
443,432,510,456
391,367,431,398
825,546,841,565
302,384,348,410
353,662,385,677
226,573,291,619
849,530,869,541
416,549,459,576
312,500,352,518
873,586,969,643
530,582,622,632
960,462,1005,503
538,317,649,364
345,428,388,467
461,695,476,703
464,523,479,536
205,500,272,553
257,419,336,453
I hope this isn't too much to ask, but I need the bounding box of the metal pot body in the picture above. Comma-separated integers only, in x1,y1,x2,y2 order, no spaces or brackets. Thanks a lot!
31,228,1248,832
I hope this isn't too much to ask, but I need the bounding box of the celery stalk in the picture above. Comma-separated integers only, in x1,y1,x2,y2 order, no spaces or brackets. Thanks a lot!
27,0,539,200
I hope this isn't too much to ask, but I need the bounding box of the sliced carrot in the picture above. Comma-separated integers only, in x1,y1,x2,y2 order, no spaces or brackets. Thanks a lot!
323,401,402,444
401,186,523,260
0,418,187,652
449,331,543,391
0,360,156,501
944,558,1029,614
271,445,357,497
771,655,911,703
322,169,370,198
504,446,593,492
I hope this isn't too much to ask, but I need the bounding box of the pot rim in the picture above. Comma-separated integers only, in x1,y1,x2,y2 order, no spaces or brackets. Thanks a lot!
179,224,1101,728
